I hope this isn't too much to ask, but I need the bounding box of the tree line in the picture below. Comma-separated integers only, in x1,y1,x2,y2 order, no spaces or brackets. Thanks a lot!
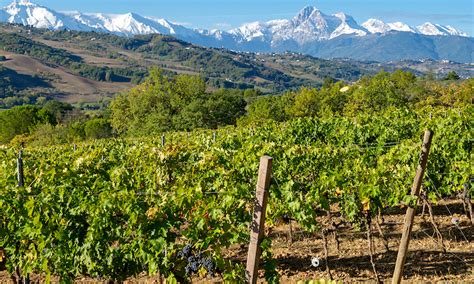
0,68,470,146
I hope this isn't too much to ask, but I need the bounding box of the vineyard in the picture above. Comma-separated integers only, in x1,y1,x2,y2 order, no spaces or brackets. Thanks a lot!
0,106,472,282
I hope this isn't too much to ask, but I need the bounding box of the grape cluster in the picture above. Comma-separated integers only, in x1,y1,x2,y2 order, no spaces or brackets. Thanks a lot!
202,257,216,275
177,244,192,258
177,244,216,277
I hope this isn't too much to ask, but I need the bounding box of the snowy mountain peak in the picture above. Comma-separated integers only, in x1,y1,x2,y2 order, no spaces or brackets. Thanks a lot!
362,18,468,37
0,0,469,49
229,21,270,42
3,0,68,29
363,19,418,34
6,0,37,11
417,22,446,35
9,0,35,7
295,6,320,22
416,22,468,36
362,19,392,34
331,13,367,39
388,22,416,33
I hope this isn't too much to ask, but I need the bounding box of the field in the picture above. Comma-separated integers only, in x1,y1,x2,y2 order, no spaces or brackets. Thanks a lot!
0,51,131,104
0,107,472,282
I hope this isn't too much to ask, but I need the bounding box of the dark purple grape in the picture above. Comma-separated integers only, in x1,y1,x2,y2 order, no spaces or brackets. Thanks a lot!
187,255,196,263
196,252,204,263
179,244,193,258
188,261,199,273
203,257,215,276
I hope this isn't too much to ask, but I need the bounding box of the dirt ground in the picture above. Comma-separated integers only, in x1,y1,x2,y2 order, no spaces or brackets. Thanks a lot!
1,200,473,283
0,51,131,104
269,201,473,283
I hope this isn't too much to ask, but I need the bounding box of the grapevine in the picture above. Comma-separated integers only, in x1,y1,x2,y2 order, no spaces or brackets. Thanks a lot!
0,106,472,281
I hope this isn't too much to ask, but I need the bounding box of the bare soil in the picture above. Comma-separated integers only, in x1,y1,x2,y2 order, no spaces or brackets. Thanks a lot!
269,201,473,282
0,51,131,103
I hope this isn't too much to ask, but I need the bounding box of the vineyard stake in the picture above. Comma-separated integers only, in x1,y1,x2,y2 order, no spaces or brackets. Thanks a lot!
16,150,30,283
392,130,433,284
246,156,273,284
17,150,24,187
463,183,473,225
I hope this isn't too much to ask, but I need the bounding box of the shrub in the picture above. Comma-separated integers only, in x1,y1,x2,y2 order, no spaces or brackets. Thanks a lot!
84,118,113,139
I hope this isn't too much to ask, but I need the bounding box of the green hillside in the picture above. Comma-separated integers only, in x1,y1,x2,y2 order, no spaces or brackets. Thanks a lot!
1,23,472,109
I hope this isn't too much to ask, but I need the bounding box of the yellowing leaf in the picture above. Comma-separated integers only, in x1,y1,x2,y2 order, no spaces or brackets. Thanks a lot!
362,199,370,212
198,267,207,278
146,207,160,220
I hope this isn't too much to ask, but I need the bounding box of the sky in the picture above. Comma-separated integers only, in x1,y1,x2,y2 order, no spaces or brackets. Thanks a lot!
2,0,473,35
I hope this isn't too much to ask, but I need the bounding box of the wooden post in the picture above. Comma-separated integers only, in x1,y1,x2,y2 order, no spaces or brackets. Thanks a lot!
16,150,29,283
73,144,77,151
463,183,473,225
161,135,166,147
17,150,24,187
246,156,273,284
213,132,216,142
392,130,433,284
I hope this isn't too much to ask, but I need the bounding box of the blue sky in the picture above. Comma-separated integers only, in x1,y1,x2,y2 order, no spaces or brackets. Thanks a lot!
3,0,473,34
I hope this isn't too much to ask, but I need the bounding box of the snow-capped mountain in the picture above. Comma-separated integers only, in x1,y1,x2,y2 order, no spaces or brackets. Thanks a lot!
228,7,369,46
362,18,467,37
1,1,468,40
222,6,468,47
416,22,468,37
2,0,91,30
0,1,471,63
362,19,417,34
0,0,202,37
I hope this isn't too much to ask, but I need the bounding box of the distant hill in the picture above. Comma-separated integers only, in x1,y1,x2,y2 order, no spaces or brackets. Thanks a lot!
297,32,474,63
0,24,374,106
0,23,472,108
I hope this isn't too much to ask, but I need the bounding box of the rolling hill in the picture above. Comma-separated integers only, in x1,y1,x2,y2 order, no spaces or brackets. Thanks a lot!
0,23,472,108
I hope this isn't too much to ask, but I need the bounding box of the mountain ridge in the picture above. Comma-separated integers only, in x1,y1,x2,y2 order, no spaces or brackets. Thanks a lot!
0,1,472,63
1,1,468,39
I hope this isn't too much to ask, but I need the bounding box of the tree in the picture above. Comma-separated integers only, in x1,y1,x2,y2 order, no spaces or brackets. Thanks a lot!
239,95,289,125
0,105,49,144
110,68,174,135
110,67,250,134
344,70,415,115
84,118,113,139
285,88,321,118
444,71,460,81
243,88,263,99
110,68,210,135
318,82,349,116
201,91,246,129
41,100,74,124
